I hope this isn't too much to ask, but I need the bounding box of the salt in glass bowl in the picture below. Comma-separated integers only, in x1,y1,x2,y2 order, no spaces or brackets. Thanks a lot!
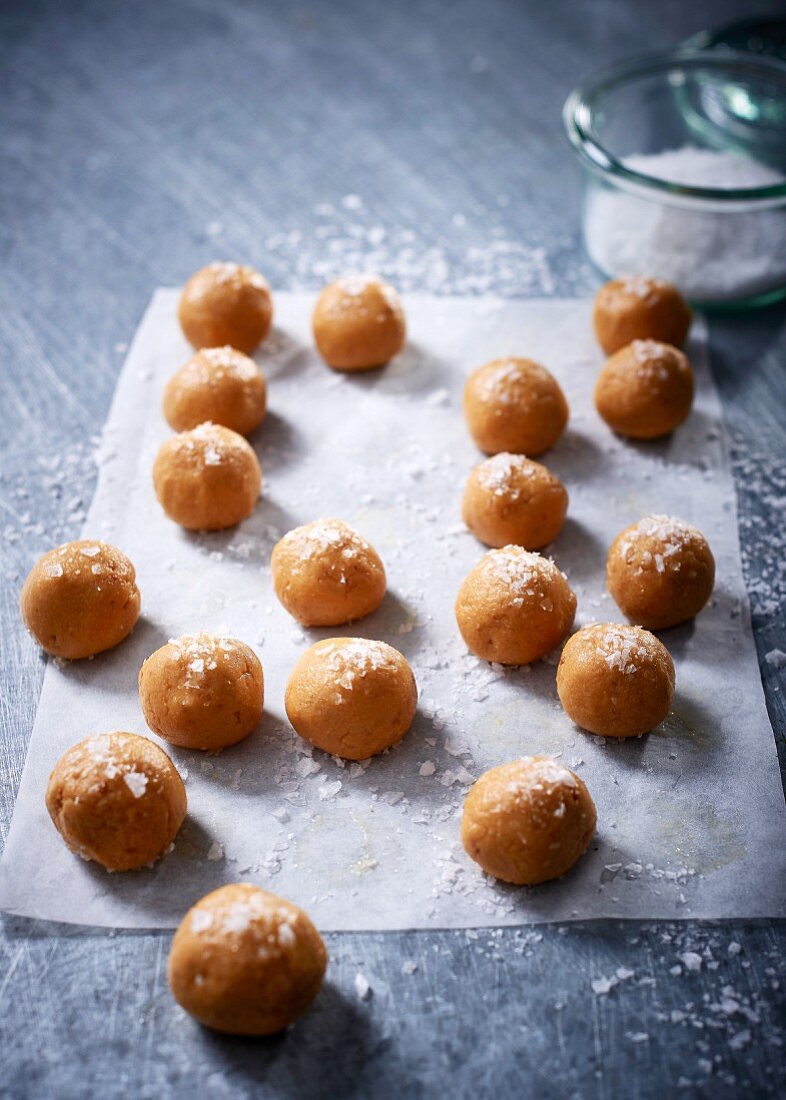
563,50,786,309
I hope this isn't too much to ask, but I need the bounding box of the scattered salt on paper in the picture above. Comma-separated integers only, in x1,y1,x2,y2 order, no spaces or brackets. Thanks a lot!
0,292,784,933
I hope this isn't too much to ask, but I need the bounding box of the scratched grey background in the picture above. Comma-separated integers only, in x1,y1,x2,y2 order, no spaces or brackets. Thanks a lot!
1,1,785,1097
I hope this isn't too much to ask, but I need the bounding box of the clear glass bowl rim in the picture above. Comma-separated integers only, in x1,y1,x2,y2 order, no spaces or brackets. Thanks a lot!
563,48,786,203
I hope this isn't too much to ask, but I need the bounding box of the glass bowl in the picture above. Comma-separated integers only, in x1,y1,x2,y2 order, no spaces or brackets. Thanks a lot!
684,16,786,66
563,50,786,309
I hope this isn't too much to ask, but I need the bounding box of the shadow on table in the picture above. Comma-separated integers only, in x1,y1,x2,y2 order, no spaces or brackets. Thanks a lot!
336,341,450,398
199,981,387,1099
48,615,171,696
255,328,312,383
548,427,609,482
250,409,304,473
181,497,301,565
549,514,607,584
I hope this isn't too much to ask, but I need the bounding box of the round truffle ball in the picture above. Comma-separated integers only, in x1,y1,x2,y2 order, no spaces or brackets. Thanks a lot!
285,638,417,760
178,262,273,354
20,541,141,660
168,884,327,1035
463,358,569,457
595,339,694,440
312,275,406,371
607,514,715,630
139,634,264,751
593,275,692,355
271,518,386,627
45,732,186,871
455,547,576,665
557,623,675,737
153,422,262,530
462,453,568,549
461,757,596,885
163,346,267,436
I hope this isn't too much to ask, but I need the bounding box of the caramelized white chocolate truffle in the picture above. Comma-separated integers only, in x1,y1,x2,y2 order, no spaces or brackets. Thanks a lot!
462,453,568,549
163,346,267,436
45,732,186,871
271,518,386,627
312,275,406,371
463,358,569,456
593,275,692,355
557,623,675,737
178,262,273,353
168,884,327,1035
595,339,694,440
20,541,141,660
461,757,596,885
455,547,576,665
606,515,715,630
139,634,264,751
285,638,417,760
153,422,261,530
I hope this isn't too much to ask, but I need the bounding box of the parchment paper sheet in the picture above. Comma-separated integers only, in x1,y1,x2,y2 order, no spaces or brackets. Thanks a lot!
1,292,784,929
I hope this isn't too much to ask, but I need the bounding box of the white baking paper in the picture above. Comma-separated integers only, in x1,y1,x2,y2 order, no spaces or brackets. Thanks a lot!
1,291,784,929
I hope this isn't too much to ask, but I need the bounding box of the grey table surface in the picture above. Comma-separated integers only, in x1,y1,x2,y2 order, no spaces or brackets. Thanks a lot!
1,1,785,1097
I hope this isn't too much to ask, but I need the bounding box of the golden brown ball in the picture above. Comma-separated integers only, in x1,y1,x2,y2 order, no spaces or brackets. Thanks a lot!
178,262,273,354
271,518,386,627
168,884,327,1035
593,275,692,355
163,346,267,436
557,623,675,737
461,453,568,549
455,546,576,665
312,275,406,371
45,732,186,871
594,339,694,440
153,422,262,530
285,638,417,760
463,358,569,456
139,633,264,751
606,514,715,630
461,756,596,885
20,541,141,660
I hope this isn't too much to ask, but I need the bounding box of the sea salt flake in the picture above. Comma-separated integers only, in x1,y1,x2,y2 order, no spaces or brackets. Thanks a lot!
123,771,148,798
278,922,296,946
381,790,404,806
728,1029,751,1051
191,910,213,934
591,976,618,996
680,951,703,972
354,972,372,1000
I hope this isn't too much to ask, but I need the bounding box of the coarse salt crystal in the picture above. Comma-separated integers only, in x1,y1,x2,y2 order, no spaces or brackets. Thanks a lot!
123,771,148,798
191,910,214,934
354,972,372,1000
